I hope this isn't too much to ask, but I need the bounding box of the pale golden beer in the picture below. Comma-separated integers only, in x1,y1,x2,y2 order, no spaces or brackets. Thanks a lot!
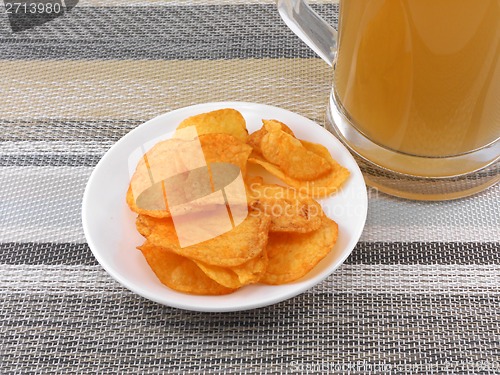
278,0,500,199
334,0,499,158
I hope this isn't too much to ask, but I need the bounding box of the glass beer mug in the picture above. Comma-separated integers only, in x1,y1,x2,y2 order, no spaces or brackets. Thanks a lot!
278,0,500,200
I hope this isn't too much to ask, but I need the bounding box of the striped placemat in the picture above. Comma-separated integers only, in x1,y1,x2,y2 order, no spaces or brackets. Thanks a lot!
1,1,499,373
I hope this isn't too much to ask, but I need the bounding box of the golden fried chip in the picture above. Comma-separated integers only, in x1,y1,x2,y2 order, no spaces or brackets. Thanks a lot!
129,111,348,295
126,138,180,218
138,241,235,295
248,141,349,198
176,108,248,142
245,175,264,186
260,121,332,180
247,183,322,233
194,250,268,289
199,134,252,176
126,183,166,218
261,215,338,285
247,119,295,154
136,209,271,267
127,134,252,218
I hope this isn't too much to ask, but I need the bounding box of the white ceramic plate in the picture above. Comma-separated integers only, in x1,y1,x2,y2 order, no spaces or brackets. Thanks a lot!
82,102,367,312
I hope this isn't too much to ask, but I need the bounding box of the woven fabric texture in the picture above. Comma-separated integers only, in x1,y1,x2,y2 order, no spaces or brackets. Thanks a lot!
0,1,499,374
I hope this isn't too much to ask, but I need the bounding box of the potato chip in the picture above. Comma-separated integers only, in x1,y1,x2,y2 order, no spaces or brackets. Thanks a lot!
138,241,235,295
247,183,322,233
249,140,350,198
245,175,264,186
194,250,268,289
127,133,252,218
129,110,349,295
126,138,180,218
260,121,332,180
176,108,248,142
261,215,338,285
199,134,252,176
136,209,271,267
247,119,295,154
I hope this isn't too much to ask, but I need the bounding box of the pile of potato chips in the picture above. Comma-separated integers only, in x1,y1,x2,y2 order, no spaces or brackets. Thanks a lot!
127,109,349,295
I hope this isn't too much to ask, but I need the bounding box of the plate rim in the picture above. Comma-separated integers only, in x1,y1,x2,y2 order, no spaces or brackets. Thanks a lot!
82,101,368,312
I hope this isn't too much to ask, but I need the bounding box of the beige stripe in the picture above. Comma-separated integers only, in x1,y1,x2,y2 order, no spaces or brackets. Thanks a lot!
75,0,336,6
0,59,332,122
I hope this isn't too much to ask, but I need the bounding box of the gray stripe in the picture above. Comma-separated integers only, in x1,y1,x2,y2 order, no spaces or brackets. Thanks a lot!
1,242,499,266
0,293,498,374
0,243,98,265
0,153,102,166
0,5,338,60
347,242,500,265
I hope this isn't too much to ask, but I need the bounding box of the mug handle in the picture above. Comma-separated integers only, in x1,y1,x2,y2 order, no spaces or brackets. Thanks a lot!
277,0,338,66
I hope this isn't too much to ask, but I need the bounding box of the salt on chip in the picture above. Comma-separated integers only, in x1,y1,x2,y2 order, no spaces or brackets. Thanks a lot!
260,121,332,180
138,241,235,295
176,108,248,142
260,215,338,285
247,183,322,233
248,140,349,198
136,209,271,267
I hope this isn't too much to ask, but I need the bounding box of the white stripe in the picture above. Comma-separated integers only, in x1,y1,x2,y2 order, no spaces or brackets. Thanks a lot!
1,264,498,295
360,185,500,242
0,166,91,243
0,226,85,243
322,264,500,295
360,226,500,243
0,167,498,243
0,141,114,154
